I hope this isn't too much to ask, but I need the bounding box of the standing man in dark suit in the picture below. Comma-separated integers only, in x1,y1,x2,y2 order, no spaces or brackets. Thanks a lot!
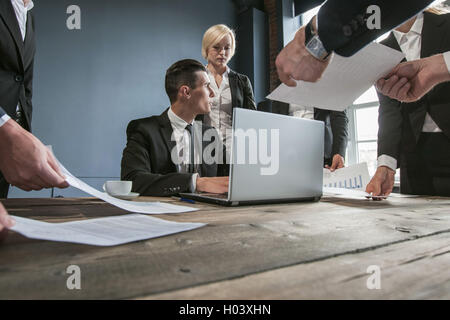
0,0,68,235
276,0,435,85
366,9,450,197
0,0,36,198
264,102,348,170
121,59,229,197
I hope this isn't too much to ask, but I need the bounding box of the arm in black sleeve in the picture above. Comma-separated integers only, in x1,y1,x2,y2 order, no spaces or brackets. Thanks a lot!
294,0,325,16
330,110,349,158
242,75,257,110
376,92,403,167
120,120,194,196
318,0,433,56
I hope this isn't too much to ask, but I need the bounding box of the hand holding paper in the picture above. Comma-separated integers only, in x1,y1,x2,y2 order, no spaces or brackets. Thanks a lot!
268,42,405,111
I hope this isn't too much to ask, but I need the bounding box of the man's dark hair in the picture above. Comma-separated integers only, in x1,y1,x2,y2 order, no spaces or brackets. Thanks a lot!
165,59,207,104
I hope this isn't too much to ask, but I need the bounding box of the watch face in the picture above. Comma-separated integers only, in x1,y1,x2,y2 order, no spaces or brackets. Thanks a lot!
306,35,327,60
309,38,320,51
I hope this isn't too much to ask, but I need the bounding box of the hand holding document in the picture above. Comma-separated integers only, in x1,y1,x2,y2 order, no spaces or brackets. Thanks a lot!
267,42,405,111
10,214,205,246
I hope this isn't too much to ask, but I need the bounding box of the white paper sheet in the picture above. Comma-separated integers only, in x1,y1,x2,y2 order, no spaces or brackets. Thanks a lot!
10,214,205,246
323,187,419,199
267,42,405,111
323,163,371,191
57,159,197,215
323,187,370,198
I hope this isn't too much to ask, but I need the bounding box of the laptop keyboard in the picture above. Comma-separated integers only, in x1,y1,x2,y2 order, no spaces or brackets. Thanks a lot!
198,192,228,199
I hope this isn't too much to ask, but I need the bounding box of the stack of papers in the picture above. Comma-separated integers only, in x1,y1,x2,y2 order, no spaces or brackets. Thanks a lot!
58,160,197,215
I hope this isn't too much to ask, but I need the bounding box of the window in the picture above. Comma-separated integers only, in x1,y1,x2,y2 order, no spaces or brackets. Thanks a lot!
346,87,400,183
346,87,380,176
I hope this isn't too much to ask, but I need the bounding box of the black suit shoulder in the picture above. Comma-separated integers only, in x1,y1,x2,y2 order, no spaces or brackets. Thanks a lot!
126,116,159,133
316,0,434,56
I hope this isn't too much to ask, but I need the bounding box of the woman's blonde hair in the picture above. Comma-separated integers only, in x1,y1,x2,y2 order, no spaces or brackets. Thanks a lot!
201,24,236,60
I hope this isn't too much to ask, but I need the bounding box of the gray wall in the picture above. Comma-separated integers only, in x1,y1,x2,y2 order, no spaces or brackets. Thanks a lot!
9,0,240,198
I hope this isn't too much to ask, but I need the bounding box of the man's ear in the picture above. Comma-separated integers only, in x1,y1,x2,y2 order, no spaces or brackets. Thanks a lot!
178,85,191,101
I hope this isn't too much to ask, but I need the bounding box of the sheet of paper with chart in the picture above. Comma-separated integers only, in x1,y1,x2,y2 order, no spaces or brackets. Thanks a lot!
10,214,205,246
55,159,197,215
323,163,371,191
267,42,405,111
322,163,417,199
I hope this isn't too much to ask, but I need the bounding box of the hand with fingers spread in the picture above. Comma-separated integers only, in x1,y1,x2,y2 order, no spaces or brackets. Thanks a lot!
365,166,396,199
0,202,14,241
376,54,450,103
0,119,69,191
276,25,331,86
325,154,345,172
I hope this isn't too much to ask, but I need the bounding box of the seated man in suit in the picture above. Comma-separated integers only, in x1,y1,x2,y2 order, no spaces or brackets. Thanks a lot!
121,59,229,196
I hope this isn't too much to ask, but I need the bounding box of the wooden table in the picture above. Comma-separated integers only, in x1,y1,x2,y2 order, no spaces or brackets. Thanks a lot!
1,195,449,299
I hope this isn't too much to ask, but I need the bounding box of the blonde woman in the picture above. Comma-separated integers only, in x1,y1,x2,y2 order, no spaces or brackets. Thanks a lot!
201,24,256,151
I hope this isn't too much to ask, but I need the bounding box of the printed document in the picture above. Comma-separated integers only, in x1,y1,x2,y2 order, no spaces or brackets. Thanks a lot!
10,214,205,246
267,42,405,111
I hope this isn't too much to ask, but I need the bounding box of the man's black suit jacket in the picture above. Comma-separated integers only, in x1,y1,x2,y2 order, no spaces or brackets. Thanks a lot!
294,0,434,57
377,12,450,166
314,108,349,162
121,109,227,196
0,0,35,130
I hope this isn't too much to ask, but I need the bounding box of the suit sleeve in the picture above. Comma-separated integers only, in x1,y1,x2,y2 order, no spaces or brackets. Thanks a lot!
317,0,434,56
294,0,326,16
0,107,5,117
242,75,257,110
120,120,194,196
376,92,402,167
330,110,349,158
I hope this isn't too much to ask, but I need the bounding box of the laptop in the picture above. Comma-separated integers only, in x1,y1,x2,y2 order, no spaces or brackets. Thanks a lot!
180,108,324,206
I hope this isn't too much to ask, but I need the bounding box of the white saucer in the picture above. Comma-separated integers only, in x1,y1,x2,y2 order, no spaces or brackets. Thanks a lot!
109,192,140,200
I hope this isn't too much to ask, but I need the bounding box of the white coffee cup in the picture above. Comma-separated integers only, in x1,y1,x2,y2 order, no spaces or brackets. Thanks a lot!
103,181,132,196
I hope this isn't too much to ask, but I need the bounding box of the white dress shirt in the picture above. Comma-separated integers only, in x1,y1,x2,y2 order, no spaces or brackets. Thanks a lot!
378,13,447,171
0,113,11,128
288,103,314,119
11,0,34,41
204,67,233,153
167,107,200,192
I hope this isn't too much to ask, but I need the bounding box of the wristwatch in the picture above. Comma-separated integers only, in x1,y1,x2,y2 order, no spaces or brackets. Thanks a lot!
304,19,330,61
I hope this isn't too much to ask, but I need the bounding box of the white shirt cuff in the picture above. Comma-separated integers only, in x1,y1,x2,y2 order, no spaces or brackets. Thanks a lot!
190,173,198,193
443,51,450,74
0,114,11,128
377,154,397,171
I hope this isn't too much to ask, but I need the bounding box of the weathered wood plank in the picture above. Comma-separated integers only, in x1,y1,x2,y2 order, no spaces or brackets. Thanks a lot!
0,196,449,299
143,233,450,300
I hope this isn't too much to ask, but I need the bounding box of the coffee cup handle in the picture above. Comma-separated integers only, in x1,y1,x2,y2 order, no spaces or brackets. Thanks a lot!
103,183,107,193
